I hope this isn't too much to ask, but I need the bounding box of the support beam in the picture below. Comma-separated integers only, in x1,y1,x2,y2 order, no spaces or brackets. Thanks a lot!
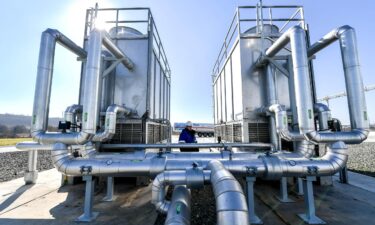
102,176,117,202
298,176,326,224
246,177,263,224
276,177,294,203
76,176,99,222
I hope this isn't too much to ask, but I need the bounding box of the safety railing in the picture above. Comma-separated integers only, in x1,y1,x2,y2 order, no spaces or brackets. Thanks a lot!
84,6,171,80
212,3,306,78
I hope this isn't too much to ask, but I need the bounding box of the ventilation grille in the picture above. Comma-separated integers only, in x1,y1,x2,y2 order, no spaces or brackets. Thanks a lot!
248,123,270,143
215,123,242,143
233,124,242,143
112,122,143,144
147,123,169,144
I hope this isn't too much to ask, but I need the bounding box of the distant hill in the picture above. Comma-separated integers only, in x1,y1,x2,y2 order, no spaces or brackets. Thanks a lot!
0,114,62,128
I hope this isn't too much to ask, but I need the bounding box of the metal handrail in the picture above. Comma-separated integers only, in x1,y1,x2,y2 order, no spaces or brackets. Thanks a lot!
211,4,306,80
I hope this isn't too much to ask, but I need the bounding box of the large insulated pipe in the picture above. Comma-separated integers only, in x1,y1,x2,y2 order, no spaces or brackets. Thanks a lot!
208,160,249,225
165,185,191,225
31,29,90,145
265,65,280,150
306,26,369,144
262,141,348,178
152,169,206,213
101,142,273,150
92,104,134,142
259,26,315,135
32,28,134,145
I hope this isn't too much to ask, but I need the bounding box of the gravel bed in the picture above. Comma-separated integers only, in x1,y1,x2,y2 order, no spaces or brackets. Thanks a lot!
319,142,375,177
0,150,54,182
347,142,375,177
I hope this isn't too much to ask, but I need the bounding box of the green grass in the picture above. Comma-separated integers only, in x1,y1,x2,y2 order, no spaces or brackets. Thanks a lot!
0,138,32,147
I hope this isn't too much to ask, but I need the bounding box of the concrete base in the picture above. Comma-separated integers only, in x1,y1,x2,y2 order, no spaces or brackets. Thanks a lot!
75,212,99,222
24,171,38,185
298,213,326,224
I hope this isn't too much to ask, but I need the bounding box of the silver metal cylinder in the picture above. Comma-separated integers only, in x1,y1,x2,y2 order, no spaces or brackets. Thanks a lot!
165,185,191,225
208,160,249,225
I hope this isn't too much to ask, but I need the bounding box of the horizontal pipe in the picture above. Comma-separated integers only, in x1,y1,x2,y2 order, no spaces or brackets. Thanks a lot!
101,142,274,150
165,185,191,225
101,29,134,70
92,104,134,142
16,142,53,151
208,160,249,225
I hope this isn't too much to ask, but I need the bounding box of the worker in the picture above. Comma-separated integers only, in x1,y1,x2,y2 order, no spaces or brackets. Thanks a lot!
178,121,199,152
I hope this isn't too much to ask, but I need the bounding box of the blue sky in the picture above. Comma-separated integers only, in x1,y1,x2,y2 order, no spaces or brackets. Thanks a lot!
0,0,374,125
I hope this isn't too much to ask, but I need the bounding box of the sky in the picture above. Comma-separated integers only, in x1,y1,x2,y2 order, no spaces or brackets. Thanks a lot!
0,0,374,125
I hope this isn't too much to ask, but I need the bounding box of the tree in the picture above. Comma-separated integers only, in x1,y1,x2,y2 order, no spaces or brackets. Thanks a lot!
12,125,29,134
0,124,9,137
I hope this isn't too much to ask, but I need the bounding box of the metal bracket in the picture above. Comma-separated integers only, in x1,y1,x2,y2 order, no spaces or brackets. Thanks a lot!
76,175,99,222
246,177,263,224
102,176,117,202
275,177,294,203
298,176,326,224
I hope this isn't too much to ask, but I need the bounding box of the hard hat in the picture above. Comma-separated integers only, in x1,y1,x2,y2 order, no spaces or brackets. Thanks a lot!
186,121,193,127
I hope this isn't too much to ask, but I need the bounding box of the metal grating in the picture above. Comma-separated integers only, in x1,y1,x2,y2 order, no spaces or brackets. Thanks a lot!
146,123,169,144
113,122,143,144
248,122,270,143
225,124,233,142
233,123,242,143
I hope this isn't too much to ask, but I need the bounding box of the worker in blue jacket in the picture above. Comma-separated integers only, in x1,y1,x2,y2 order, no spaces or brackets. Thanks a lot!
179,121,199,152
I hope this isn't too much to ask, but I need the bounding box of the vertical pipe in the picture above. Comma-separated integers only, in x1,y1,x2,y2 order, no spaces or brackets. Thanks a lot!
339,28,368,129
165,185,191,225
289,28,315,134
82,30,103,134
32,32,56,133
266,65,279,150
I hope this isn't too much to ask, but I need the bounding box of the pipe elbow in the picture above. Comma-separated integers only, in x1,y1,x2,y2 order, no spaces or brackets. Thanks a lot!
44,28,61,38
314,103,330,113
305,131,320,144
324,141,348,174
51,143,71,174
336,25,354,37
152,172,170,214
353,128,369,143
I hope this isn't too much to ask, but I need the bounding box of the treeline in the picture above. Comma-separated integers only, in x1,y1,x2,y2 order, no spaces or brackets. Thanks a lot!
0,124,58,138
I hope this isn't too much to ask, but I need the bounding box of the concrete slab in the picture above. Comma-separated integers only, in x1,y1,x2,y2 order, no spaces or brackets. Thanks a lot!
0,169,157,225
334,171,375,193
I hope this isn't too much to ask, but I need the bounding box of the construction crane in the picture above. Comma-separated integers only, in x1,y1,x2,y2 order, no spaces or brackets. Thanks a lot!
318,84,375,106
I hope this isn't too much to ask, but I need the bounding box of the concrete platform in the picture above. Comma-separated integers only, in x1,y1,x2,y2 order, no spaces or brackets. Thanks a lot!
0,169,157,225
2,169,375,225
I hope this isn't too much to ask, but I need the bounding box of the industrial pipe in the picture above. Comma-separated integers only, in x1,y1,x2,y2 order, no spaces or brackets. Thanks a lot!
101,142,274,150
31,29,91,145
92,104,134,142
258,26,315,136
165,185,191,225
314,103,331,131
151,169,206,214
306,25,369,144
64,104,83,127
208,160,249,225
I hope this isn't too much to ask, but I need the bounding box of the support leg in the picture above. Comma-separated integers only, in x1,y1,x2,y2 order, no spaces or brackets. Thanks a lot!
276,177,294,202
102,176,117,202
246,177,263,224
24,150,38,184
298,176,326,224
76,176,99,222
297,177,304,196
339,166,348,184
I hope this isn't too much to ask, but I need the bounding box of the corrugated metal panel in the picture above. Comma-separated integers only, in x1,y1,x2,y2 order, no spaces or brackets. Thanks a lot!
112,122,143,144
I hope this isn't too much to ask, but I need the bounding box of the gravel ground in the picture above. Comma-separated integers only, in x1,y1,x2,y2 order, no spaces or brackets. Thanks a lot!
0,150,54,182
347,142,375,177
